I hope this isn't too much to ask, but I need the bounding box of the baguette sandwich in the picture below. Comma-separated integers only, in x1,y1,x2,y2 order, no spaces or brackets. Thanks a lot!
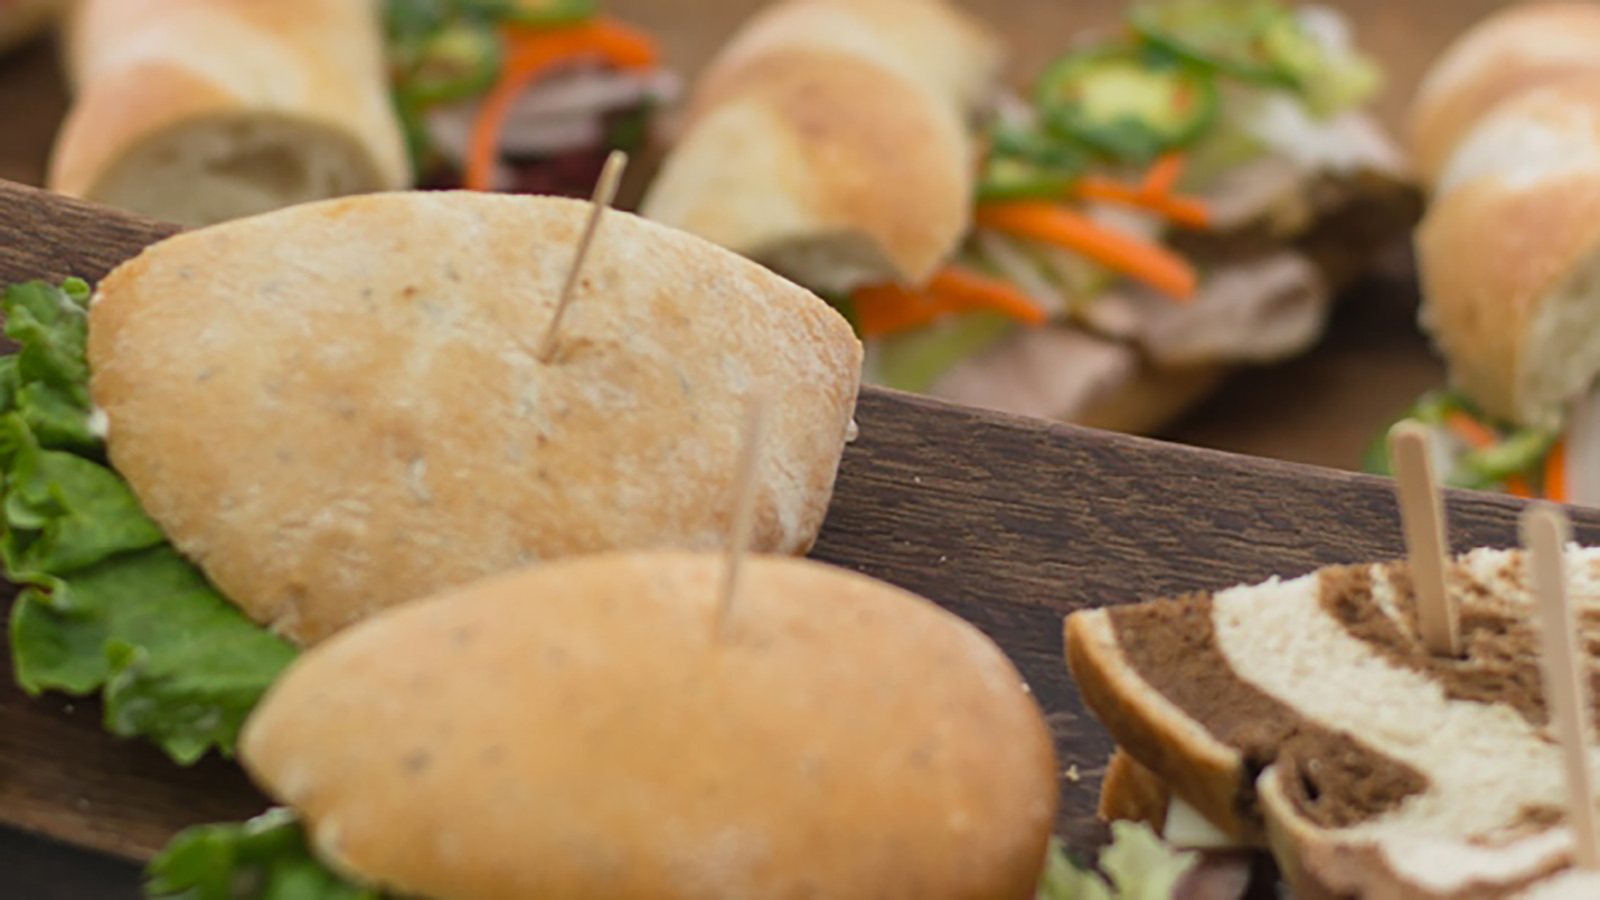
642,0,1419,433
1,190,861,764
1367,3,1600,505
47,0,675,226
141,551,1063,900
1065,547,1600,898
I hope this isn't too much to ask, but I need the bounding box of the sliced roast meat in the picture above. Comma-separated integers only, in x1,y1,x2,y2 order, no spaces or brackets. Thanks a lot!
930,325,1138,421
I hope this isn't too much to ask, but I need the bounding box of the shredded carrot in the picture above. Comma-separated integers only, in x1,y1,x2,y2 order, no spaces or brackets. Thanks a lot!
1141,153,1187,198
1077,177,1211,228
925,266,1049,325
465,17,658,192
1444,411,1535,497
974,201,1197,300
852,265,1049,338
1544,440,1568,503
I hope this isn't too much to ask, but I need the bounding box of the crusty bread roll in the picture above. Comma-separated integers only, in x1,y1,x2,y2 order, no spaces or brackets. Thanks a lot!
1410,2,1600,189
88,191,863,645
1415,74,1600,428
0,0,58,55
49,0,409,227
1065,547,1600,899
240,551,1060,900
639,0,1002,295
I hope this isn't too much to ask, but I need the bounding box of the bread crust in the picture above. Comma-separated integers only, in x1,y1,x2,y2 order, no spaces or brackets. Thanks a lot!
1063,612,1258,842
87,192,863,646
49,0,408,223
0,0,58,56
1098,748,1173,831
640,0,1001,293
241,552,1059,900
1409,2,1600,187
1416,75,1600,426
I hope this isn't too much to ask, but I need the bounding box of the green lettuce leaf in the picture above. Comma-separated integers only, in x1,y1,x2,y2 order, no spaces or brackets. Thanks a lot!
1,279,298,764
1360,390,1558,493
1036,824,1199,899
145,809,384,900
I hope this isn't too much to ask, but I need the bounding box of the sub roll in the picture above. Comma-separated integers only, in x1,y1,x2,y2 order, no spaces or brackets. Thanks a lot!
48,0,410,227
645,0,1417,434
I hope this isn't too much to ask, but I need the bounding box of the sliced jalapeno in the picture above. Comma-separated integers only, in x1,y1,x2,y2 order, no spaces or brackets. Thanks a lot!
401,21,503,107
1034,46,1218,163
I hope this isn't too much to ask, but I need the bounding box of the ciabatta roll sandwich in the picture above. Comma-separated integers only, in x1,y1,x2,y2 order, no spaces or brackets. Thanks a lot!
48,0,676,226
1066,547,1600,898
143,552,1063,900
642,0,1418,433
1,190,861,764
1368,4,1600,505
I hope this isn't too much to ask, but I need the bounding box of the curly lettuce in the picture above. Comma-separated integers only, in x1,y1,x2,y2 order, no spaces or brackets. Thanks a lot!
145,809,383,900
2,279,298,764
1037,823,1200,899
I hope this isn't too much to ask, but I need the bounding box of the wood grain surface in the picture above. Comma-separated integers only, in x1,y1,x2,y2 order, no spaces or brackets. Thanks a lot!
0,179,1594,886
0,0,1499,473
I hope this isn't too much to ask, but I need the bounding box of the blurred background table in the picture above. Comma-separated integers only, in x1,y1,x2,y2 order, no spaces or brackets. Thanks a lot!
0,0,1515,471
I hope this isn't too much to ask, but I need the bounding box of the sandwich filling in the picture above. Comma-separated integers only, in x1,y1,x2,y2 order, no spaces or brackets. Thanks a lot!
1102,548,1600,890
0,280,298,764
842,0,1415,419
384,0,676,197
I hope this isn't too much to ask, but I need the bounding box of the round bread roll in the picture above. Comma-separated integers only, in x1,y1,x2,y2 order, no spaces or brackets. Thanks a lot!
1415,75,1600,428
0,0,58,56
239,551,1059,900
49,0,409,227
1409,1,1600,189
639,0,1003,296
88,191,863,645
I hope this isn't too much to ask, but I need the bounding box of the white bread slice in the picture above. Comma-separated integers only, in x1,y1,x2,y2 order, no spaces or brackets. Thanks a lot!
1065,547,1600,898
1417,74,1600,428
639,0,1002,294
1409,2,1600,189
49,0,408,227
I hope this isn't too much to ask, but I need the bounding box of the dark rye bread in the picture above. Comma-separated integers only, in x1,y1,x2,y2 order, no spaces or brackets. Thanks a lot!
1063,547,1600,898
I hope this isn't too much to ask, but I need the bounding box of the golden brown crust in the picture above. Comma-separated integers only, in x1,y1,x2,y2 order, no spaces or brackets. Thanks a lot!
1409,2,1600,187
0,0,59,56
49,0,407,220
241,552,1059,900
640,0,1000,293
1098,748,1172,831
1415,77,1600,426
1063,612,1259,842
88,192,863,646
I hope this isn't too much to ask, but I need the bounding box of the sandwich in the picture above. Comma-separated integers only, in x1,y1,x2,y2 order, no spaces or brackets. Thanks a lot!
641,0,1418,433
47,0,675,227
1064,546,1600,898
144,551,1055,899
1,190,862,764
0,0,57,55
1365,4,1600,505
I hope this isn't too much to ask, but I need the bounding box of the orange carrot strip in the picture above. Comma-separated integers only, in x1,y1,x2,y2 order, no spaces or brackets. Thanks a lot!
1078,177,1212,229
1505,476,1535,499
974,201,1197,300
1544,440,1568,503
1141,153,1187,197
465,17,658,192
925,266,1049,325
1444,411,1499,450
853,283,946,337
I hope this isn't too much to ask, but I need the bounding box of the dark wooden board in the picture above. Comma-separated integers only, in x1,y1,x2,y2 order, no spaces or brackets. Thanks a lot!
0,179,1597,895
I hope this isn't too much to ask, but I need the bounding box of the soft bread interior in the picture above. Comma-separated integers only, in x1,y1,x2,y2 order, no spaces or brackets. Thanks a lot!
84,114,390,228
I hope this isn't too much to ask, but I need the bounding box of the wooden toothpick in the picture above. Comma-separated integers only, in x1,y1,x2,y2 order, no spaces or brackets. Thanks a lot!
1388,421,1460,657
715,394,769,638
535,150,628,364
1521,504,1600,871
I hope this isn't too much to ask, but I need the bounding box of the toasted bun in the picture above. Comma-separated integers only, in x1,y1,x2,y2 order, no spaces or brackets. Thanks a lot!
49,0,408,227
640,0,1002,294
1409,2,1600,188
1416,74,1600,427
0,0,58,55
240,552,1060,900
1098,748,1173,831
87,192,863,645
